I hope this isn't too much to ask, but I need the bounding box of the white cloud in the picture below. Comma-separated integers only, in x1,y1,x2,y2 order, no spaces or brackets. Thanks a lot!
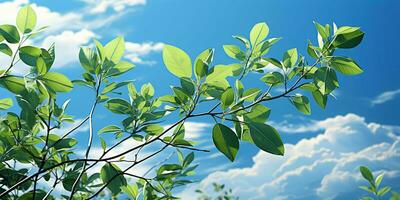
371,88,400,106
41,30,95,68
125,42,164,65
81,0,146,13
1,0,160,70
179,114,400,200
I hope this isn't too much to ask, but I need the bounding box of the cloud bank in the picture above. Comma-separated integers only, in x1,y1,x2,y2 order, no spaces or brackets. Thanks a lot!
179,114,400,200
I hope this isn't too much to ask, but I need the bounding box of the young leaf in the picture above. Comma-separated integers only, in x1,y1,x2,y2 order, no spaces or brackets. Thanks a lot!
0,98,13,110
105,36,125,64
377,186,391,197
330,57,363,75
162,44,192,78
16,5,37,34
248,122,284,155
250,22,269,47
212,123,239,162
36,56,47,75
99,125,122,134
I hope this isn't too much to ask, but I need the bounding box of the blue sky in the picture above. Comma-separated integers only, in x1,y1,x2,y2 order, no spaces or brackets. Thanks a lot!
1,0,399,199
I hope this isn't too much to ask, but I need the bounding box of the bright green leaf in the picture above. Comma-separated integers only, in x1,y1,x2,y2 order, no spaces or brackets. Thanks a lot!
162,44,192,78
41,72,73,92
105,36,125,64
0,98,13,110
16,5,37,34
330,57,363,75
250,22,269,46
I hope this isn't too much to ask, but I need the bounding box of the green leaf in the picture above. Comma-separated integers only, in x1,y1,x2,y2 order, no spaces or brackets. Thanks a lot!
333,26,364,48
212,123,239,161
144,124,164,136
105,36,125,64
100,163,127,195
99,125,122,134
93,38,105,61
16,5,37,34
205,64,242,88
330,57,363,75
0,76,25,94
0,98,13,110
360,166,375,185
36,56,47,75
106,98,132,114
180,78,195,96
291,95,311,115
41,72,73,92
283,48,298,68
260,72,284,85
314,67,339,95
19,46,42,66
162,44,192,78
102,81,131,95
314,22,329,40
122,184,139,199
377,187,391,196
183,152,195,168
0,25,20,43
312,90,327,109
79,47,97,73
233,35,250,48
223,45,245,60
265,58,283,68
0,43,12,56
194,51,210,80
221,87,234,110
244,104,270,123
107,61,135,77
250,22,269,46
248,122,284,155
375,173,384,188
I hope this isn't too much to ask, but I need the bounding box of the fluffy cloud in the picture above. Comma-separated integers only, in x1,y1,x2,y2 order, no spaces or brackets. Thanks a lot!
179,114,400,200
40,30,95,68
371,88,400,106
81,0,146,13
125,42,164,65
1,0,160,70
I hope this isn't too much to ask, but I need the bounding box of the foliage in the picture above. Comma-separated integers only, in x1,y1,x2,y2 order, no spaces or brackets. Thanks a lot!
0,5,365,199
196,183,239,200
359,166,399,200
